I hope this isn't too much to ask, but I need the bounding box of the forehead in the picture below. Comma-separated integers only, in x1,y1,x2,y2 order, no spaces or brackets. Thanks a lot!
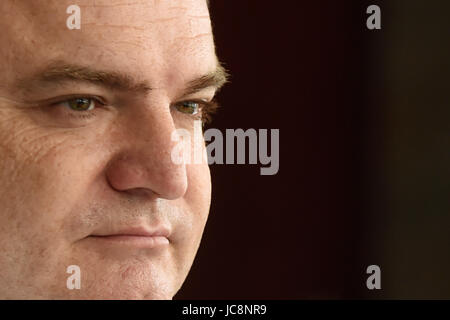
1,0,215,89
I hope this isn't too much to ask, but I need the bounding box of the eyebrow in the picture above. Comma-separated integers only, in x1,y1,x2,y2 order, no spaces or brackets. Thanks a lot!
17,60,229,96
182,64,229,96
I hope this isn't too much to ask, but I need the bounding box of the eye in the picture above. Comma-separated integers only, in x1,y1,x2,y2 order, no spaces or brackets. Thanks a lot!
175,101,200,115
64,98,96,111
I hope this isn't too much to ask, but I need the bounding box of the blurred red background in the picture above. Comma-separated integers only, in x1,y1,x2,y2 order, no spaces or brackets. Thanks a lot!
176,0,450,299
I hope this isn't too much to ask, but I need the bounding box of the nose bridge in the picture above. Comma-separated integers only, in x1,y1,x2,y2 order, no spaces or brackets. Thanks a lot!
106,106,188,200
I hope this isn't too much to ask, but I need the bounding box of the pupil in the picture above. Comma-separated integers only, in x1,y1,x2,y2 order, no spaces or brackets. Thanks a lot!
71,98,90,110
77,99,87,107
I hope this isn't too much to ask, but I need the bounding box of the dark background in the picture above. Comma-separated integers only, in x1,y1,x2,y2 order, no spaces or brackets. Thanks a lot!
176,1,450,299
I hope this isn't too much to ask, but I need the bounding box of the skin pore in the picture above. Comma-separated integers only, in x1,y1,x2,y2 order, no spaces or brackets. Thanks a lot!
0,0,226,299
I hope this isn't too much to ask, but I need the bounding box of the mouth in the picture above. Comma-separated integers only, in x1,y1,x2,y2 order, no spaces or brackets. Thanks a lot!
87,226,170,249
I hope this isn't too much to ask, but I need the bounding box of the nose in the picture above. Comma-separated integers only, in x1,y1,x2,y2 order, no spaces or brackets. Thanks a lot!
105,106,188,200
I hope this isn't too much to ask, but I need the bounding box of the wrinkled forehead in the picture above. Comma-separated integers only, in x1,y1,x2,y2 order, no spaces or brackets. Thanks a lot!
1,0,215,88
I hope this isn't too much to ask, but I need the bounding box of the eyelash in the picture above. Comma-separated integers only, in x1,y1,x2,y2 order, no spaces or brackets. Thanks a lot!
51,96,219,123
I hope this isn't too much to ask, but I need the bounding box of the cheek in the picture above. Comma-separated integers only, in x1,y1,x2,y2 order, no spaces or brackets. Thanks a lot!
183,161,212,249
0,112,115,294
0,113,103,295
186,142,212,224
168,162,211,292
0,111,109,238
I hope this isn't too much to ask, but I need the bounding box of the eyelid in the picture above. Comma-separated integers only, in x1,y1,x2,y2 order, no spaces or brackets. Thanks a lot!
174,98,208,104
175,99,213,112
44,94,107,107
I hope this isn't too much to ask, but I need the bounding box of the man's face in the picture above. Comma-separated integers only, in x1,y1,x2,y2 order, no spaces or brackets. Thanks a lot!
0,0,222,299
